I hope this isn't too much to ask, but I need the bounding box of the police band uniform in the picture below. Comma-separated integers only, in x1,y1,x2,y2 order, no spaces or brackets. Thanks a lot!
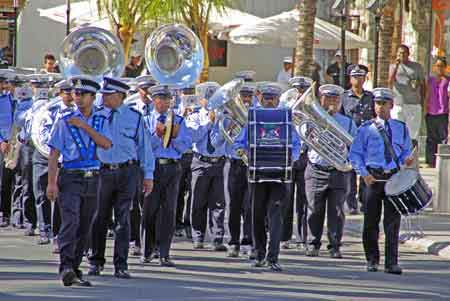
140,85,191,266
47,76,111,286
88,77,155,279
349,87,413,275
341,64,375,214
185,82,227,251
234,83,302,271
281,76,312,251
305,84,357,258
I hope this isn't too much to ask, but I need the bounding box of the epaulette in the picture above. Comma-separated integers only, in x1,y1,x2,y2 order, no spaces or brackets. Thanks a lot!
61,111,76,120
391,118,406,126
48,104,60,112
129,107,141,116
94,105,104,112
127,101,136,107
361,120,374,127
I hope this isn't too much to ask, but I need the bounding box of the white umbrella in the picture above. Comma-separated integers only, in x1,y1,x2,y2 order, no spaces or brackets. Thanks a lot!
38,2,261,33
229,9,373,50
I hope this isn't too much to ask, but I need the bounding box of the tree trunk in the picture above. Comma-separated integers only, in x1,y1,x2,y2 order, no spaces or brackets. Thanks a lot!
119,25,135,66
378,0,395,87
294,0,317,77
199,27,209,82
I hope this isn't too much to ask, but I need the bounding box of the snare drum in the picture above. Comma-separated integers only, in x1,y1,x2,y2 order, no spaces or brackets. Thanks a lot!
384,169,432,216
248,108,293,183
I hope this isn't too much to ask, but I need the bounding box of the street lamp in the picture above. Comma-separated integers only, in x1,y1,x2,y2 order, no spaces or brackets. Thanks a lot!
13,0,19,66
66,0,71,36
333,0,348,89
367,0,386,88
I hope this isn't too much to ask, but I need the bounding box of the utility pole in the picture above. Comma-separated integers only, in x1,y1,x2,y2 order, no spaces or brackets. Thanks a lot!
66,0,71,36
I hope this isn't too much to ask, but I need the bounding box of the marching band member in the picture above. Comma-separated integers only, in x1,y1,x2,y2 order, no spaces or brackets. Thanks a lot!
175,85,196,238
349,88,413,275
46,76,111,287
0,71,13,227
140,85,191,267
88,77,154,279
127,75,157,256
185,82,228,251
341,64,375,214
305,84,357,259
222,81,255,258
12,78,38,239
281,76,312,252
234,83,301,271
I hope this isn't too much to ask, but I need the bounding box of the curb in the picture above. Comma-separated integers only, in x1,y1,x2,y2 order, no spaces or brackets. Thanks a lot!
345,218,450,260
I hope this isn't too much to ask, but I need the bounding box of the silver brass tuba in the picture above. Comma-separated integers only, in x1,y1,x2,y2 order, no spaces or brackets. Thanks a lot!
288,83,353,172
145,24,204,147
31,26,126,157
145,24,204,88
207,79,249,164
59,26,125,82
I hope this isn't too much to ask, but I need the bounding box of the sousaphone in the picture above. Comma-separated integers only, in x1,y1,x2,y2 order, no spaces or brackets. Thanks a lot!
145,24,204,148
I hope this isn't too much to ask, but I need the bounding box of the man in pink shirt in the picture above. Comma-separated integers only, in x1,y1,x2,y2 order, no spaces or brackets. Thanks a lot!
425,56,449,167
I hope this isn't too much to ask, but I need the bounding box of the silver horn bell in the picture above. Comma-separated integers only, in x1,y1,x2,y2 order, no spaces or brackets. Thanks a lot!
285,83,353,172
145,24,204,87
59,26,125,82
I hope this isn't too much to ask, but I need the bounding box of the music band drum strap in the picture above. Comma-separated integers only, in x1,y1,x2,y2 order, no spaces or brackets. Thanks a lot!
373,120,400,170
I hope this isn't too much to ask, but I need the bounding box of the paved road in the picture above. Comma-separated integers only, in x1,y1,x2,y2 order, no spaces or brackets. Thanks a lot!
1,223,450,301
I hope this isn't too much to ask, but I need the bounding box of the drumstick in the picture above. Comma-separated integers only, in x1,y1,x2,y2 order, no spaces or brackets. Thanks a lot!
373,179,388,182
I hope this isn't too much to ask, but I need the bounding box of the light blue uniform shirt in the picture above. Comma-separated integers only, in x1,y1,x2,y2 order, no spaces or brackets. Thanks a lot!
185,107,227,157
307,112,357,166
0,93,14,142
96,104,155,180
349,117,413,177
14,98,33,142
48,109,110,166
127,98,153,116
146,110,191,159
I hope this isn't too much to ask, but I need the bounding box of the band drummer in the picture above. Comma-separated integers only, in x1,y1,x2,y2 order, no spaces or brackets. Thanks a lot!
349,87,414,275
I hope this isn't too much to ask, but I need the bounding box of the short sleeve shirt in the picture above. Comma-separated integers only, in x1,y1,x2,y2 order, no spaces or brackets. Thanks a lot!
390,61,425,105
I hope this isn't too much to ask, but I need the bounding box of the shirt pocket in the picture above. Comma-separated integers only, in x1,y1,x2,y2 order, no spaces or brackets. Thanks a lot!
120,126,136,139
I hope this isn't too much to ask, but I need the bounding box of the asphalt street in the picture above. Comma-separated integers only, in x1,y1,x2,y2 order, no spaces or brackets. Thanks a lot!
1,219,450,301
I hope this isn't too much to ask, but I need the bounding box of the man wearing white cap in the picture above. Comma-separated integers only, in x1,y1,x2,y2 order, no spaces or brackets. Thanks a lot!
276,56,293,85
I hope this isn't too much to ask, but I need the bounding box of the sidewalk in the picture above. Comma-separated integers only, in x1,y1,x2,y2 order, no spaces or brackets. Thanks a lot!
345,212,450,260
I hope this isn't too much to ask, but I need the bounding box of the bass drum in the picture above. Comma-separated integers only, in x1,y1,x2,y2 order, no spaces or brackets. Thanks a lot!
384,169,432,216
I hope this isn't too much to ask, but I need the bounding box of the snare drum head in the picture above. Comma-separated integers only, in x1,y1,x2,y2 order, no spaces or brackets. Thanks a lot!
385,169,419,195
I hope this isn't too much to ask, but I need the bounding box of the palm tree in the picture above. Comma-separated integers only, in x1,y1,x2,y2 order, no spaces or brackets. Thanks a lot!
165,0,231,82
294,0,317,77
378,0,395,87
96,0,169,64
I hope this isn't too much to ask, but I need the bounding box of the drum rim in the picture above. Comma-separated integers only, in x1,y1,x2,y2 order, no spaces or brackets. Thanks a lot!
384,169,420,196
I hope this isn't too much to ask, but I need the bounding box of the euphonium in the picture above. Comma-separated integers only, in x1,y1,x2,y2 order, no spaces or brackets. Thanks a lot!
145,24,204,148
207,79,249,164
289,83,353,172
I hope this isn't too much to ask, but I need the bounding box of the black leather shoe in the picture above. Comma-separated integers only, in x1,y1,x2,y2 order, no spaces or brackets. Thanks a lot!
61,268,77,287
329,249,343,259
114,269,131,279
212,243,228,252
160,257,176,267
87,265,102,276
74,269,92,287
227,246,239,258
251,259,266,268
384,265,402,275
248,249,256,260
193,242,204,249
306,248,319,257
174,228,184,237
268,262,283,272
140,256,152,264
281,241,290,249
367,262,379,272
152,249,160,259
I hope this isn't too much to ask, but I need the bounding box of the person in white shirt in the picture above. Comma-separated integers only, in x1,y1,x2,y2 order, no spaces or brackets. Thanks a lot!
276,56,293,85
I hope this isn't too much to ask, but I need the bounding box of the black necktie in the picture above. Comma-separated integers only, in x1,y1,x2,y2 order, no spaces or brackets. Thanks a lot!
109,109,116,124
384,121,393,163
206,129,215,154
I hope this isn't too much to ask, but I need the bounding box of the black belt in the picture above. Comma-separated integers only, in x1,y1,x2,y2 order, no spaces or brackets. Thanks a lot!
194,153,224,163
230,158,245,165
157,158,179,165
62,169,99,178
310,162,336,172
101,159,138,170
367,166,398,179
